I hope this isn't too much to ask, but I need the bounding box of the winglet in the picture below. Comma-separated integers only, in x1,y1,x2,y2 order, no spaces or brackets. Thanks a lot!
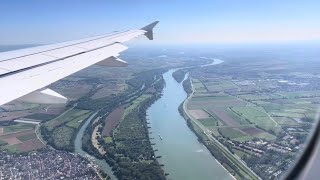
141,21,159,40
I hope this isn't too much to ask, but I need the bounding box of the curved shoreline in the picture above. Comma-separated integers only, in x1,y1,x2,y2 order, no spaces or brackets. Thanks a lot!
181,59,260,180
147,64,232,180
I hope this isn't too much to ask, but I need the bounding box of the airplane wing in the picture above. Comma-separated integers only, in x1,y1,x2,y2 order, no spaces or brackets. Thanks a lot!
0,21,159,106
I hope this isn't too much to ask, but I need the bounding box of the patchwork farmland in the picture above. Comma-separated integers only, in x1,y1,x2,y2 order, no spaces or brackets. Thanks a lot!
0,123,45,153
184,58,320,179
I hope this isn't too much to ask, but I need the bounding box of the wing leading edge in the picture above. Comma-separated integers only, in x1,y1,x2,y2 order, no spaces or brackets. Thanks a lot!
0,21,159,106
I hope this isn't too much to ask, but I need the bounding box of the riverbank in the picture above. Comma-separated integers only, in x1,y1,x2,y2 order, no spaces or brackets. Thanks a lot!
180,60,260,179
74,111,116,180
147,68,232,180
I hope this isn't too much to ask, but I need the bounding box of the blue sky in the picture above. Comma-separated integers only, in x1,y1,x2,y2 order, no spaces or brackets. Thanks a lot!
1,0,320,45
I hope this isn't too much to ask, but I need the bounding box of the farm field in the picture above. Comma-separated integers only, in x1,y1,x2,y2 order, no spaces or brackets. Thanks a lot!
0,123,44,153
91,83,127,99
43,108,92,151
102,105,126,137
231,106,283,135
187,95,246,109
113,94,152,140
45,109,91,131
122,94,152,117
192,79,207,93
204,81,239,92
1,123,35,134
188,109,210,119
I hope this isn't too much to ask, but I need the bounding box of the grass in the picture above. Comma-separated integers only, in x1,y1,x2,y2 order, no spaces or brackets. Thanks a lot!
208,127,221,137
66,112,92,129
45,109,90,131
2,123,35,134
16,133,37,142
273,117,299,125
0,139,8,146
255,132,276,141
198,118,220,126
123,94,152,118
278,90,320,98
271,112,305,119
104,136,113,143
233,148,252,159
1,144,20,153
188,95,246,109
231,107,276,126
226,108,251,125
218,127,247,139
205,81,238,92
231,107,283,135
193,79,207,93
23,113,57,121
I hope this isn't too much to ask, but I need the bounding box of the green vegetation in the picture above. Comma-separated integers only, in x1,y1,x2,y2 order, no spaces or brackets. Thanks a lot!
204,81,238,92
16,133,37,142
2,123,35,134
193,79,207,93
122,94,152,118
187,119,259,180
231,107,282,135
182,77,192,95
45,109,90,131
41,108,92,151
2,144,20,153
0,139,8,146
80,73,166,180
51,126,74,150
172,68,193,83
23,113,57,121
198,118,220,126
218,127,247,139
104,136,113,143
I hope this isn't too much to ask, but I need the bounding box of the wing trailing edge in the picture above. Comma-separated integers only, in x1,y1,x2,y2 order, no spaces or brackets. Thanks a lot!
0,21,159,106
141,21,159,40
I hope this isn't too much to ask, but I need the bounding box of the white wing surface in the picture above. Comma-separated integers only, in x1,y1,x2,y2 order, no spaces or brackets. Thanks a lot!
0,21,159,106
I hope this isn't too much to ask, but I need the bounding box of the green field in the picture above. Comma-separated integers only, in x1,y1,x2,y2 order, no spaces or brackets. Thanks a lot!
0,139,8,146
2,123,35,134
66,112,92,128
278,90,320,98
226,108,251,125
204,81,238,92
123,94,152,117
43,108,92,151
104,136,113,143
198,118,220,126
192,79,207,93
272,117,299,125
1,144,20,153
24,113,57,121
188,95,246,109
231,107,282,134
218,127,248,139
16,133,37,142
45,109,90,131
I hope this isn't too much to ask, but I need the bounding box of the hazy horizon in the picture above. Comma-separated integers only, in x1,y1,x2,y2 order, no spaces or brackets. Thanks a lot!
0,0,320,45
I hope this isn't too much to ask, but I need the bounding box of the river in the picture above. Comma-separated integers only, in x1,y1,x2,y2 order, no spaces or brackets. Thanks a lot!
74,112,117,180
147,59,232,180
74,59,231,180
